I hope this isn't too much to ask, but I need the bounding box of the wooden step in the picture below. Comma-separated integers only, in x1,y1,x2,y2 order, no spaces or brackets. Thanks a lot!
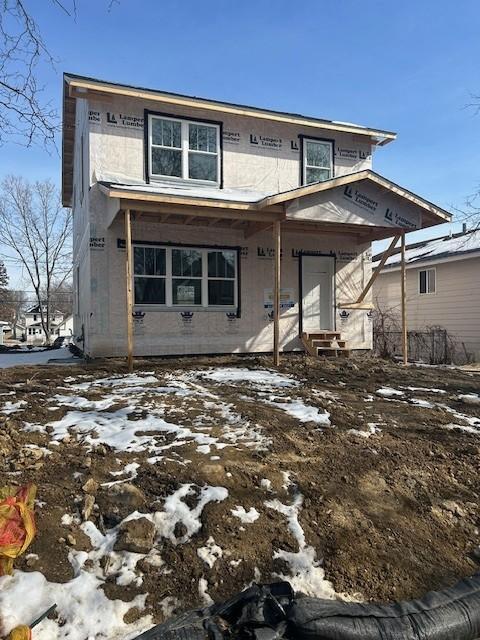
303,331,341,340
302,331,350,358
311,339,347,348
316,347,351,357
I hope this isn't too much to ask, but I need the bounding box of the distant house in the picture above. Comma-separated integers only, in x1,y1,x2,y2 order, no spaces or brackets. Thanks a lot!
24,305,64,345
56,315,74,338
0,321,8,346
373,227,480,363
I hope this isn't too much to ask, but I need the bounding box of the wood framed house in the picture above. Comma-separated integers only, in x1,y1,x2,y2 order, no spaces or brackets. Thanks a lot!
62,73,451,366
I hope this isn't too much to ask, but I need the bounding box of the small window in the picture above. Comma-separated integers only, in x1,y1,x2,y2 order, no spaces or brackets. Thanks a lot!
149,115,220,184
303,138,333,185
419,268,436,294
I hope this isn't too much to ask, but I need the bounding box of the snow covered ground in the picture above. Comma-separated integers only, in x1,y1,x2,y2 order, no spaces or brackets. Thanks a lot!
0,347,79,369
0,363,479,638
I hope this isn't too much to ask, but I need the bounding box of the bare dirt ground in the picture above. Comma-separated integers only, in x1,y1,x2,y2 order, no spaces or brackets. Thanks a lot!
0,354,479,636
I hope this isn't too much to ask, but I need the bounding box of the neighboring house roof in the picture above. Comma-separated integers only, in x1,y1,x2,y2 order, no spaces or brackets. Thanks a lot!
62,72,397,206
57,315,73,328
372,229,480,268
98,169,452,230
25,305,63,315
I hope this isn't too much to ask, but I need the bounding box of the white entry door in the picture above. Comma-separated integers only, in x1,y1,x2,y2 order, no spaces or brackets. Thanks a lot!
301,255,335,332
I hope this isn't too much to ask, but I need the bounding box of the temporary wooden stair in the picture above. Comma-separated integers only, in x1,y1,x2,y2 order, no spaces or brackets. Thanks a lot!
301,331,350,357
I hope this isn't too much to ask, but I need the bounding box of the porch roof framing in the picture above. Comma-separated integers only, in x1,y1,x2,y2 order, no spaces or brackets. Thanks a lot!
98,168,452,237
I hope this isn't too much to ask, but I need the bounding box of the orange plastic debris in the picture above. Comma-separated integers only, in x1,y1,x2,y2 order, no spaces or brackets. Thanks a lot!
0,485,36,576
7,625,31,640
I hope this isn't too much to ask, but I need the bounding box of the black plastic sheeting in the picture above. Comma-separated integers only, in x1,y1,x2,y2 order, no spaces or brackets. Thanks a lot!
133,574,480,640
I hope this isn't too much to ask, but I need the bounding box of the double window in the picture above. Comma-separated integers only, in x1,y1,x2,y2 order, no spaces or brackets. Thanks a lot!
419,268,436,294
148,115,220,184
302,138,333,185
133,245,238,309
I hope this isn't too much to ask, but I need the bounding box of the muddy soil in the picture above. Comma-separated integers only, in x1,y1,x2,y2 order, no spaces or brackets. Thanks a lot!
1,353,479,626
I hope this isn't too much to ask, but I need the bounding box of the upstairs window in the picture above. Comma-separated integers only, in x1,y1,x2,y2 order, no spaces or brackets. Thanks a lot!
419,268,436,294
148,115,220,184
302,138,333,185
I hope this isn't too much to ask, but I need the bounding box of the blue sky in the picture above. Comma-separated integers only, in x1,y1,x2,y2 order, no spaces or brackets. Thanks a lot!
1,0,480,284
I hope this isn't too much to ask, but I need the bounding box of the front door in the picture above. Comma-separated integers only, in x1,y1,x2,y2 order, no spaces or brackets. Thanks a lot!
301,255,335,332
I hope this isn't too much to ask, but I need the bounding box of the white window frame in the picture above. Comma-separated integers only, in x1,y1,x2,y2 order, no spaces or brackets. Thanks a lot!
133,244,238,311
418,267,436,295
302,137,334,185
148,114,221,186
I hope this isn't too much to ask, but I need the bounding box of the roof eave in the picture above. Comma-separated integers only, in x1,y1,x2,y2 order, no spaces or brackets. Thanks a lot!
63,73,397,143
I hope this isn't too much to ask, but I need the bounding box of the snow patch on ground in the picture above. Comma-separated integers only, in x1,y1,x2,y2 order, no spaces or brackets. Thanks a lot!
264,397,331,426
197,537,223,568
231,506,260,524
403,386,446,394
348,423,381,438
152,484,228,544
409,398,435,409
0,347,78,369
0,570,150,639
265,493,336,598
1,399,27,414
459,393,480,405
376,387,404,398
194,367,299,389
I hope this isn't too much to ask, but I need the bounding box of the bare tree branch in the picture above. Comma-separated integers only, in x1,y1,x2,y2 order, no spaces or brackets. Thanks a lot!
0,0,116,147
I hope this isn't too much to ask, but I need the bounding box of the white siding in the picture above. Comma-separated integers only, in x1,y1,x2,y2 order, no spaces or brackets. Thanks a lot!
374,257,480,361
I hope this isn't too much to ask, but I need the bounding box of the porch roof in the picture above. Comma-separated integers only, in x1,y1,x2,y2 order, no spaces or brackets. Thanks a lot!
99,169,451,241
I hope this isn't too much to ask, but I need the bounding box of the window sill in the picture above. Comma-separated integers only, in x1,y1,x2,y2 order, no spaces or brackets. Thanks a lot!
148,176,221,189
134,305,237,312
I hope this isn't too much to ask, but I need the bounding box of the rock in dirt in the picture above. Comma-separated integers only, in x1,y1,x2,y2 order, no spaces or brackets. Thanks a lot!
441,500,467,518
66,528,93,552
83,494,95,521
96,483,146,524
82,478,99,494
114,517,155,554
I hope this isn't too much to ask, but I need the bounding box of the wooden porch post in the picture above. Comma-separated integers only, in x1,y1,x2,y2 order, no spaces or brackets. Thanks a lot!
273,221,281,367
125,209,134,372
401,231,408,365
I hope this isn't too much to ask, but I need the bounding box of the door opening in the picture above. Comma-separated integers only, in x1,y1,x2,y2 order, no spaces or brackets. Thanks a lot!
301,254,335,333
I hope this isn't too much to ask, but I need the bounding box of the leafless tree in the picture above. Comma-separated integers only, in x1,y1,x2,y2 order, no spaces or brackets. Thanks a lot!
0,0,117,147
0,176,71,344
42,278,73,318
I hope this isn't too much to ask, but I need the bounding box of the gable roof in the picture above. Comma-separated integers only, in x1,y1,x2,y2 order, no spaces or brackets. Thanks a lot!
372,228,480,268
62,72,397,206
25,305,63,315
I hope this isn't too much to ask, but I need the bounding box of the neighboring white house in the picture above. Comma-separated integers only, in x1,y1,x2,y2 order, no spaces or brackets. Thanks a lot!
0,321,8,346
62,72,451,361
373,228,480,363
56,315,74,339
24,305,64,345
